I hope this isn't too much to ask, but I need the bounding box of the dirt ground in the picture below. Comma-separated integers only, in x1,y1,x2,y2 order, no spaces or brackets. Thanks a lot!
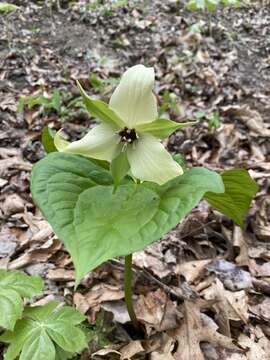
0,1,270,359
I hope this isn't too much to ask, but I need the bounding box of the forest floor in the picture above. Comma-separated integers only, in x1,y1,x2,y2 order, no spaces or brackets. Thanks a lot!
0,0,270,359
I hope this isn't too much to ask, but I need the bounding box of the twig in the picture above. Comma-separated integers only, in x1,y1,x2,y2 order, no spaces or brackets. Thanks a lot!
110,259,198,302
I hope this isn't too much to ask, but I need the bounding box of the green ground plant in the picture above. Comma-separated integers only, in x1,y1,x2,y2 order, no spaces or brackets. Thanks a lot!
0,270,90,360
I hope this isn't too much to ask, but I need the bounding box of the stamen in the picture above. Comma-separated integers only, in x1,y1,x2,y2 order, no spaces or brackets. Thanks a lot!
118,127,138,144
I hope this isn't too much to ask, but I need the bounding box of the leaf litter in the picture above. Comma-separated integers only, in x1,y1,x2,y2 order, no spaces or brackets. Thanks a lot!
0,0,270,359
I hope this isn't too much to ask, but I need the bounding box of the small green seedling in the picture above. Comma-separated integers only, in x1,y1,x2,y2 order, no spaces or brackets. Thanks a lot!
186,0,241,11
18,90,61,115
0,3,19,11
185,0,241,36
195,110,220,129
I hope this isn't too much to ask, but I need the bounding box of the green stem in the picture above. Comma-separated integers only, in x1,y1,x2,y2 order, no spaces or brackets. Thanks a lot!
124,254,139,329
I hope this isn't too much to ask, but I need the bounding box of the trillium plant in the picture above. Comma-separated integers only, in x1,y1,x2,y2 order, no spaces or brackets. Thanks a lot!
31,65,258,329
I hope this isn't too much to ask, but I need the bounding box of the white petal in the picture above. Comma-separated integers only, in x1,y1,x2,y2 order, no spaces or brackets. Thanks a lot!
109,64,158,128
57,124,120,161
127,134,183,185
54,130,70,151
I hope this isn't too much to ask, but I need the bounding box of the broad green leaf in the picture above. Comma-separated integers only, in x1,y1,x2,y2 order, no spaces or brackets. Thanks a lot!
20,328,55,360
0,3,18,11
0,270,43,330
46,321,87,353
77,81,125,128
205,169,258,228
0,319,36,360
0,270,43,298
41,127,57,153
136,118,197,139
1,301,88,360
31,152,224,285
110,151,130,188
23,301,60,322
55,346,74,360
50,306,85,325
0,289,23,330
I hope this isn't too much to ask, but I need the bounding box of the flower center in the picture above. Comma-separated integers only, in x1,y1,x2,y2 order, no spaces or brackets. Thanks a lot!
118,127,138,144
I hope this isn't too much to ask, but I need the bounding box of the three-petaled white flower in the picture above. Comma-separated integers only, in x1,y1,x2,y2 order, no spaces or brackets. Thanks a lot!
55,65,192,185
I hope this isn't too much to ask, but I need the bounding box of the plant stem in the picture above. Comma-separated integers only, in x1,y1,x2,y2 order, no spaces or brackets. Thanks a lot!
124,254,139,329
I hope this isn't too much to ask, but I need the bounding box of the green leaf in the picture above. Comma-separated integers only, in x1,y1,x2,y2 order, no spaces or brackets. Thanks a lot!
23,301,60,322
137,118,197,139
110,151,130,188
31,152,224,285
46,321,87,353
41,127,57,154
221,0,241,6
50,306,85,325
1,301,88,360
76,81,125,128
205,169,258,228
186,0,219,10
186,0,207,10
20,328,56,360
0,319,35,360
0,3,19,11
55,346,74,360
0,289,23,331
0,270,43,330
207,112,220,129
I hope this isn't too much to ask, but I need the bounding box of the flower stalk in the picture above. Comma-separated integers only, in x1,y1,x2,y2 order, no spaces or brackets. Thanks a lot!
124,254,139,329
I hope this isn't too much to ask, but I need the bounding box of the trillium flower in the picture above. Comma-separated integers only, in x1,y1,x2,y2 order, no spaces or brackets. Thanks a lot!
55,65,196,185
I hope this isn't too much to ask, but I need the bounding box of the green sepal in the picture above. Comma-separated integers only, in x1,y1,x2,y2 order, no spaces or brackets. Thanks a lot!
205,169,258,228
76,80,125,128
41,127,57,154
110,151,130,189
136,118,197,139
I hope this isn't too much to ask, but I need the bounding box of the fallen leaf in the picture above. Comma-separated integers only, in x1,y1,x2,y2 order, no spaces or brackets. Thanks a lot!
169,301,239,360
120,340,145,359
222,105,270,137
47,268,75,281
135,289,182,335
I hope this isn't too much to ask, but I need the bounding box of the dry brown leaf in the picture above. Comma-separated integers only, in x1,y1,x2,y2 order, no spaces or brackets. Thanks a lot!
176,259,211,283
74,283,124,318
150,336,176,360
135,289,182,336
8,238,62,269
233,226,250,267
238,326,270,360
47,268,75,281
101,301,130,324
120,340,145,360
92,348,121,358
133,245,172,279
169,301,239,360
2,194,25,216
86,283,124,308
250,297,270,321
222,104,270,137
202,278,249,326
